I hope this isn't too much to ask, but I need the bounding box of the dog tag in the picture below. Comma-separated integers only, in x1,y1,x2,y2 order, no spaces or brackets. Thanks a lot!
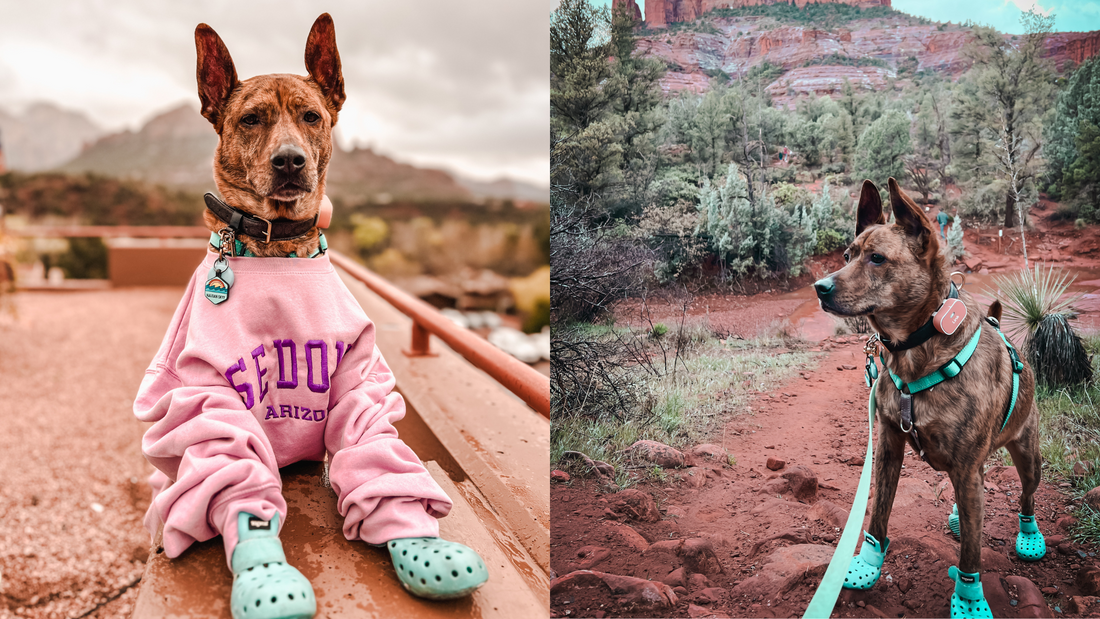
205,258,233,305
933,298,966,335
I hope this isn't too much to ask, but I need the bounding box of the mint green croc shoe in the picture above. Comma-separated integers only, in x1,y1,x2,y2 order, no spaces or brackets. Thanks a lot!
230,512,316,619
948,503,961,538
1016,513,1046,561
387,537,488,600
948,566,993,618
843,531,889,590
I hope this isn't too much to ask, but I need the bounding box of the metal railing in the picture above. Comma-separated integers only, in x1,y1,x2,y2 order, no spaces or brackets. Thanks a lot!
7,225,549,418
329,251,550,419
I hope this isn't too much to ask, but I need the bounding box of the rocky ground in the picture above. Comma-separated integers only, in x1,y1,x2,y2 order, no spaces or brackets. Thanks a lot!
550,344,1100,618
0,289,181,619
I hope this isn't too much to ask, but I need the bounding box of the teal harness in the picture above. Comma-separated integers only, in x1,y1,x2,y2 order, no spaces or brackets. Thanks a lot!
209,231,328,258
866,316,1024,461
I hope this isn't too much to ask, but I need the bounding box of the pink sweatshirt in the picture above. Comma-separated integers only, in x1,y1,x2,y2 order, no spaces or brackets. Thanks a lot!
134,251,452,566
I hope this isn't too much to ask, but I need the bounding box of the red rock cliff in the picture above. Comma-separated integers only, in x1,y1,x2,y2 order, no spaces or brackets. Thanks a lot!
645,0,890,27
614,0,643,22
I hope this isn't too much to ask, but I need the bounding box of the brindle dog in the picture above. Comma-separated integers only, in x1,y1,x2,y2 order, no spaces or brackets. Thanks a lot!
195,13,343,257
815,178,1042,607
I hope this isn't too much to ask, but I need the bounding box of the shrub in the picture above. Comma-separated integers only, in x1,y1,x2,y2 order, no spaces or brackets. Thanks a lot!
1028,313,1093,387
992,264,1093,388
56,237,108,280
815,228,847,254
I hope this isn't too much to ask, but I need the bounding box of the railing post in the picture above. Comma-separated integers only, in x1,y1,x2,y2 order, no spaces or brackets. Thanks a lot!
404,320,436,357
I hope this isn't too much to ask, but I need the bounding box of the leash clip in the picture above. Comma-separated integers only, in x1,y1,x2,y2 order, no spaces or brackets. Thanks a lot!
863,334,881,387
217,227,236,260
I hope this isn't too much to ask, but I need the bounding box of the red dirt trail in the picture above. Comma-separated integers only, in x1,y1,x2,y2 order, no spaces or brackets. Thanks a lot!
551,343,1098,618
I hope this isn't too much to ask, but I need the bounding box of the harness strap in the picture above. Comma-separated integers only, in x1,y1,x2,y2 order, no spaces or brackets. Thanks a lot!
989,318,1024,432
209,231,328,258
887,325,983,395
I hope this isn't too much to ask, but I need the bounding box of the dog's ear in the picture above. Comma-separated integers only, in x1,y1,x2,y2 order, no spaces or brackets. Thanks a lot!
855,179,886,236
305,13,345,114
888,177,939,256
987,300,1003,323
195,24,239,129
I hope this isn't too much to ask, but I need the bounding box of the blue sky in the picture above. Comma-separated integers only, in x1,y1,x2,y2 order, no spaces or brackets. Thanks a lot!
592,0,1100,34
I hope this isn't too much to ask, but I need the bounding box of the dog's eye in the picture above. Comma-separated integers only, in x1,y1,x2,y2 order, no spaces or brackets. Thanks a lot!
843,253,850,264
241,114,260,126
870,253,886,265
303,111,320,123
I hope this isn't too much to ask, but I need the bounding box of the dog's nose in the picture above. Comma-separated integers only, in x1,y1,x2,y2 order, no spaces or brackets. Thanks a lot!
271,144,307,175
814,277,835,297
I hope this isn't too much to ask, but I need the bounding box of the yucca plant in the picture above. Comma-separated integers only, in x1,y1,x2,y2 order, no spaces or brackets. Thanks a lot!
989,264,1093,388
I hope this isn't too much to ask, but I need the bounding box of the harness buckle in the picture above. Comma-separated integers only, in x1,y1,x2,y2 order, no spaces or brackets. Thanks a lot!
940,357,962,378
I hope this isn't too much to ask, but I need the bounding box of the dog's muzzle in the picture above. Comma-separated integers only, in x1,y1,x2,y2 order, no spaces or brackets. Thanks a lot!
814,277,835,299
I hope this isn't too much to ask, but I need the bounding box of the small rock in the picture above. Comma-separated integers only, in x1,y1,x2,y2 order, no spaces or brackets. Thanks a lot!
857,600,866,608
1041,586,1058,595
551,570,677,610
841,364,857,370
682,538,723,577
1046,535,1065,547
1066,596,1099,615
897,577,912,594
1006,575,1055,618
1073,461,1091,478
1078,561,1100,596
626,440,685,468
685,444,730,467
551,470,570,483
781,466,818,503
131,544,150,564
1084,487,1100,512
660,567,686,589
809,500,848,528
766,456,786,471
570,545,612,571
692,587,727,605
1056,516,1078,532
688,573,711,591
687,603,718,618
608,489,661,523
592,460,615,478
849,456,865,466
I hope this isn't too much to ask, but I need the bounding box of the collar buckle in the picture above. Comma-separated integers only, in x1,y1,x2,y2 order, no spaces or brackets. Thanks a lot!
257,216,273,243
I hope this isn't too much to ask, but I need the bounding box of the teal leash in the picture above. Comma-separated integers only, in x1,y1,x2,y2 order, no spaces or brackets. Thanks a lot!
802,376,876,619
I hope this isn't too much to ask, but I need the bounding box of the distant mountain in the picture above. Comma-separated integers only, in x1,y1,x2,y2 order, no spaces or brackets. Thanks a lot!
325,146,472,203
0,102,104,171
55,104,218,190
51,103,549,204
457,176,550,204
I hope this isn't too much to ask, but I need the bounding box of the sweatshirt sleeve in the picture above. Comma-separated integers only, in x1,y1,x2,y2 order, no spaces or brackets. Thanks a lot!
133,275,285,564
323,321,453,544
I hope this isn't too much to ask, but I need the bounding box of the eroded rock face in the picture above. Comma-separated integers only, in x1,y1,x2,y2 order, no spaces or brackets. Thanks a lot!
634,13,1100,102
615,0,643,22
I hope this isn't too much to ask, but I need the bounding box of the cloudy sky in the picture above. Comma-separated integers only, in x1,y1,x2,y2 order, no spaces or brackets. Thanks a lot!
597,0,1100,33
0,0,553,187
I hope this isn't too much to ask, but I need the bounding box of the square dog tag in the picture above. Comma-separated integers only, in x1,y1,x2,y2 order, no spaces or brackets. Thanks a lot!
933,298,966,335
